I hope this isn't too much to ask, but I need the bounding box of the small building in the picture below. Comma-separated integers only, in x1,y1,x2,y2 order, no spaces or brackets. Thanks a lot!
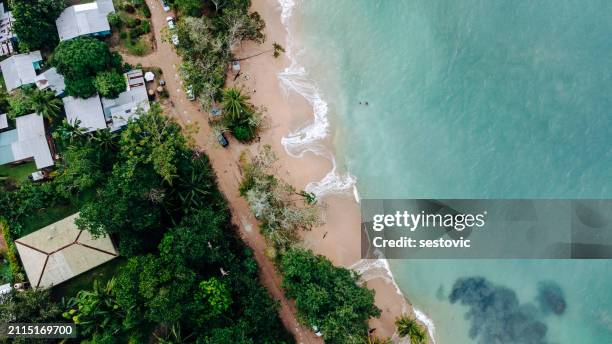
62,70,149,133
0,113,53,169
0,51,43,92
56,0,115,42
0,113,8,130
35,68,66,97
0,3,15,56
101,69,150,131
14,213,118,289
62,94,107,133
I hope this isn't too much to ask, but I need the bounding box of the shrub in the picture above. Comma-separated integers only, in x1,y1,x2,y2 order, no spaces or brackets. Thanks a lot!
120,31,128,40
141,21,150,34
0,220,24,282
108,12,122,28
124,16,138,28
124,4,135,13
231,123,256,142
140,5,151,18
129,27,143,38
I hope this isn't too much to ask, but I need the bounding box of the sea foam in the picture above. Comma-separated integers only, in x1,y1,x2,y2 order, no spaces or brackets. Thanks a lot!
274,1,437,342
277,0,356,200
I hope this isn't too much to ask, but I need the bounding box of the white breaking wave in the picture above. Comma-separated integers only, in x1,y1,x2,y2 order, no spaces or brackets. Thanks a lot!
414,306,437,343
274,1,437,342
276,0,356,200
350,252,437,344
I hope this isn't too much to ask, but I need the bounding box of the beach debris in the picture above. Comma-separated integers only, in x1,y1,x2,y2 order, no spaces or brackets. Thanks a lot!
232,60,241,73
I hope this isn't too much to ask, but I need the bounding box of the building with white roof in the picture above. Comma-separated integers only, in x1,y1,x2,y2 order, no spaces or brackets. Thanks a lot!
15,213,118,289
35,67,67,97
0,3,15,56
56,0,115,41
62,94,107,133
0,113,54,169
102,70,150,131
0,51,43,92
0,113,7,130
63,70,150,133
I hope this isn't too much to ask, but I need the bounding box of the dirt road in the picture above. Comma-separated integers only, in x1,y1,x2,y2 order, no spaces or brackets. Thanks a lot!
119,1,321,343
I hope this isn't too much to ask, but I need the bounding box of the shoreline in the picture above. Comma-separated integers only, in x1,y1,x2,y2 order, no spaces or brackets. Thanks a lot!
236,0,418,340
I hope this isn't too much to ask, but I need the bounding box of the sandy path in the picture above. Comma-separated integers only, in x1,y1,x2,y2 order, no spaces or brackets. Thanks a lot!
120,1,321,343
121,0,409,342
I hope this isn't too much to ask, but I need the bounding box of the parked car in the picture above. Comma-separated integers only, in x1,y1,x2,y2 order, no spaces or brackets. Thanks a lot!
217,133,229,147
160,0,170,11
186,85,195,100
166,16,175,29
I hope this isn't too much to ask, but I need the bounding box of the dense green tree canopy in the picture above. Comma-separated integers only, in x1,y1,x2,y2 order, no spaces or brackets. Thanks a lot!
10,0,66,51
280,248,381,344
51,37,124,98
93,71,127,98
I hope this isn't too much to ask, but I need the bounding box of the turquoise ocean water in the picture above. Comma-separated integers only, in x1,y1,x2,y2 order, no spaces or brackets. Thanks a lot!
283,1,612,343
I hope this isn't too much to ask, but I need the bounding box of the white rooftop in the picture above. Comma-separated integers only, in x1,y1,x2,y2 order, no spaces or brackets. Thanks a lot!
15,213,118,289
0,3,15,56
56,0,115,41
35,68,66,97
0,113,7,129
62,95,107,132
0,51,43,92
102,70,150,130
0,113,53,169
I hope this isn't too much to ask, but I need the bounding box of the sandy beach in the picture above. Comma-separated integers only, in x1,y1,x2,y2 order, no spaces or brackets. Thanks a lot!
235,0,410,339
124,0,411,341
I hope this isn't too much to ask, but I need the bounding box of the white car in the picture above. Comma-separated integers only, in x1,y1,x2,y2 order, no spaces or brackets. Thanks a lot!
186,85,195,100
160,0,170,11
166,16,175,29
166,17,179,45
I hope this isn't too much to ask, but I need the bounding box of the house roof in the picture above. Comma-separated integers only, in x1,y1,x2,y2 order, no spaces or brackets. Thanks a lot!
35,68,66,96
56,0,115,41
102,70,150,130
62,94,107,132
0,51,43,92
15,213,118,289
0,3,15,41
0,113,53,168
0,113,7,129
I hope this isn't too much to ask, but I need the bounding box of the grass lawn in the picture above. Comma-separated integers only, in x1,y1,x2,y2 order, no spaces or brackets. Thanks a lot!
0,162,37,183
123,35,151,56
0,259,11,284
51,257,127,301
109,0,155,56
19,203,79,237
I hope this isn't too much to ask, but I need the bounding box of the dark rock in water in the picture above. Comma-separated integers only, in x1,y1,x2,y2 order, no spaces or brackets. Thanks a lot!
449,277,549,344
537,281,567,315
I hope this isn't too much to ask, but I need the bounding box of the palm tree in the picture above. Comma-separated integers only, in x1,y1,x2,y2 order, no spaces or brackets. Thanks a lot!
221,87,251,122
395,314,427,344
52,118,87,148
154,323,195,344
90,128,119,153
64,278,124,337
28,89,63,123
